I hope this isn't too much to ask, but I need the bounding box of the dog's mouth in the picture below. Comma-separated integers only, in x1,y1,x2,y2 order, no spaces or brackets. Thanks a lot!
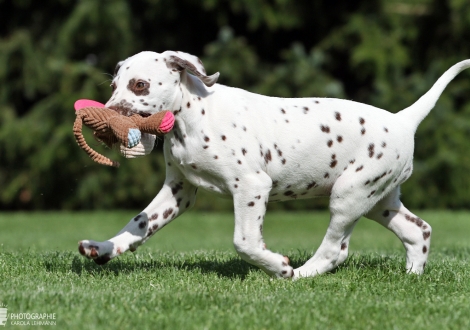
108,100,151,118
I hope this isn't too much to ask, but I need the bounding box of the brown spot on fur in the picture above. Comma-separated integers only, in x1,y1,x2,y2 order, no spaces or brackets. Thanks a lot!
284,191,294,196
423,246,427,253
356,165,364,172
341,242,347,250
383,210,390,217
248,201,255,207
307,181,317,190
337,135,343,143
367,190,376,198
423,231,431,240
324,173,330,178
320,125,330,133
368,144,375,158
405,214,424,227
335,112,341,121
163,208,174,219
78,243,86,255
264,150,272,163
327,140,333,147
139,221,146,229
150,213,158,220
373,172,387,183
89,246,99,258
359,117,365,125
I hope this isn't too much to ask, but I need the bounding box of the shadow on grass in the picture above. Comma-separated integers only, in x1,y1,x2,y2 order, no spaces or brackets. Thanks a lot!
42,250,407,280
66,255,257,280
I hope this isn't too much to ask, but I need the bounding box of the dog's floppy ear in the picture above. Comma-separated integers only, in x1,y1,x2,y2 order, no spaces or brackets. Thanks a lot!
165,51,220,87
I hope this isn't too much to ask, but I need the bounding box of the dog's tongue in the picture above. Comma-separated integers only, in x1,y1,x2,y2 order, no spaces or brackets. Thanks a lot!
74,99,105,111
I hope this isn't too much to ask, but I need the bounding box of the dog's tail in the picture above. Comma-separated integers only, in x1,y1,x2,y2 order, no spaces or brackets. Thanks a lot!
398,59,470,129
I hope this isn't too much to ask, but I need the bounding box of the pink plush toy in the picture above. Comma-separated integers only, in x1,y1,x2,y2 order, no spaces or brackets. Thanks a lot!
73,99,175,167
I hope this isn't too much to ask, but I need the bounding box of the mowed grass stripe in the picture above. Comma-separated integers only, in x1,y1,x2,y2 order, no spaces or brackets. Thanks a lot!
1,211,470,329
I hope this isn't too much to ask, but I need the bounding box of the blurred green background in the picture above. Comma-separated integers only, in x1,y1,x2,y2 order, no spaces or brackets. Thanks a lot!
1,0,470,211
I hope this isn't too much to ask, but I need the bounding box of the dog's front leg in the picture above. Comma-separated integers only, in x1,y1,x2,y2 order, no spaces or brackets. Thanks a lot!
232,174,294,278
78,174,197,265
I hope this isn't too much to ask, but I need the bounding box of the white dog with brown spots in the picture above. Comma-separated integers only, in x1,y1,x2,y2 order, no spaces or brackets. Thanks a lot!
78,51,470,279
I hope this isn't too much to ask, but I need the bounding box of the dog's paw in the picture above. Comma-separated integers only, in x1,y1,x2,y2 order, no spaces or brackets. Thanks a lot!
278,255,294,279
78,240,115,265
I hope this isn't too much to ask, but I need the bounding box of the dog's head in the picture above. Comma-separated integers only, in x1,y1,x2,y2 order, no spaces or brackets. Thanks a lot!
105,51,219,116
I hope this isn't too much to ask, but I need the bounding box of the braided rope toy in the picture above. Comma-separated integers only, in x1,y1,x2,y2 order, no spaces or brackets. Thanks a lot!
73,99,174,167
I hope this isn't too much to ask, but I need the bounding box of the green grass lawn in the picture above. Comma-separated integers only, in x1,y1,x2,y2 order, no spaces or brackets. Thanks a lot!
0,210,469,329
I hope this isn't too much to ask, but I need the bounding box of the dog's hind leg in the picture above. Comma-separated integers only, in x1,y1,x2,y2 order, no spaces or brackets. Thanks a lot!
293,177,369,279
364,187,431,274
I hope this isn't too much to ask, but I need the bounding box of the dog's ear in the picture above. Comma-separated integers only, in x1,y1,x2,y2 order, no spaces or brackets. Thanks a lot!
165,52,219,87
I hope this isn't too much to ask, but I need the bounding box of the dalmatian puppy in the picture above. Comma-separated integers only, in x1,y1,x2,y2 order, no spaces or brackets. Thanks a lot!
78,51,470,279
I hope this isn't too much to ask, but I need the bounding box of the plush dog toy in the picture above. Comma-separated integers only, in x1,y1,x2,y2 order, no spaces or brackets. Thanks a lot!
73,99,174,167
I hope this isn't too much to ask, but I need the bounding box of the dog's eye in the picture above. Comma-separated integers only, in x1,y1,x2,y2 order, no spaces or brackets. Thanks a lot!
135,81,147,90
110,82,117,92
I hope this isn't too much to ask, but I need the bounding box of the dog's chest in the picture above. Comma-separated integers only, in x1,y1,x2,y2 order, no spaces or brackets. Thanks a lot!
166,126,237,195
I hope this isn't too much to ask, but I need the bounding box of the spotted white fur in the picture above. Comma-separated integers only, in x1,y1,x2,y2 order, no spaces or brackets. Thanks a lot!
79,51,470,279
